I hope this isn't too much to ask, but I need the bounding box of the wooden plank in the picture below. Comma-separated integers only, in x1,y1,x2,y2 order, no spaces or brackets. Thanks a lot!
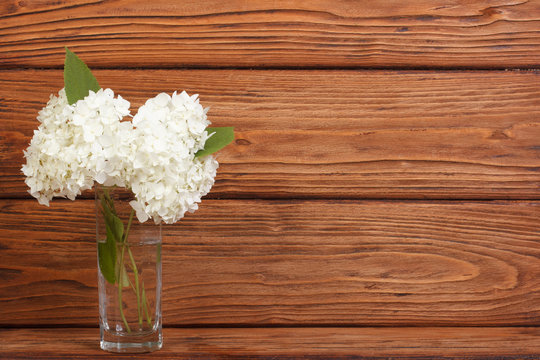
1,199,538,326
2,327,540,359
1,1,539,68
2,69,539,199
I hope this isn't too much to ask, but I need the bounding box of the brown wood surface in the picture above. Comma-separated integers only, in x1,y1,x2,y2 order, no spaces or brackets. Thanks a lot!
2,327,540,359
2,69,539,200
1,0,540,69
1,199,538,326
2,1,540,357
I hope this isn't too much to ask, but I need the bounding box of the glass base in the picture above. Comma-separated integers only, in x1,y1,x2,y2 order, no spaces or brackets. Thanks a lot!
100,327,162,353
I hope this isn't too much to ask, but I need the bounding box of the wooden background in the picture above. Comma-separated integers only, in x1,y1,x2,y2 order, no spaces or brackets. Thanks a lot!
0,0,539,358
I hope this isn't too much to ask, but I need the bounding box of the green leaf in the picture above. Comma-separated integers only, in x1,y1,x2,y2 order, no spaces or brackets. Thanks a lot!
64,47,100,105
111,215,124,243
195,127,235,158
98,229,117,284
98,192,124,285
115,261,130,288
100,195,124,243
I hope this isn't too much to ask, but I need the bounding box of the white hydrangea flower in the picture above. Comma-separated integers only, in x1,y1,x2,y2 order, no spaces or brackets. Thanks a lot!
22,88,132,205
128,91,218,224
23,88,219,225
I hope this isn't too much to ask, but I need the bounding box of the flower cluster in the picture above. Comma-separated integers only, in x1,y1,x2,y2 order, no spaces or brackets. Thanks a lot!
128,91,218,224
22,88,218,224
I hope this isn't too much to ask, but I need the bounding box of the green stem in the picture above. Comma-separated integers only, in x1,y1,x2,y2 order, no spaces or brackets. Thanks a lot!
127,246,143,327
124,209,144,327
126,271,136,293
123,210,134,243
117,244,131,333
102,192,150,332
123,212,137,293
141,281,152,326
100,189,132,334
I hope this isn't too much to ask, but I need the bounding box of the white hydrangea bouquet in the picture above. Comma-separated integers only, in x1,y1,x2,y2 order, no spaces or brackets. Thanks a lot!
21,48,234,352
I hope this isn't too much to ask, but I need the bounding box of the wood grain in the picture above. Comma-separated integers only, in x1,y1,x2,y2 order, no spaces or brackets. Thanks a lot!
1,0,539,69
2,327,540,359
2,69,539,199
1,199,538,326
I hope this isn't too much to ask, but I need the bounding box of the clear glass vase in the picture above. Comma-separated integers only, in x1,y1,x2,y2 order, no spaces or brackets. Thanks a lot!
95,185,162,353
